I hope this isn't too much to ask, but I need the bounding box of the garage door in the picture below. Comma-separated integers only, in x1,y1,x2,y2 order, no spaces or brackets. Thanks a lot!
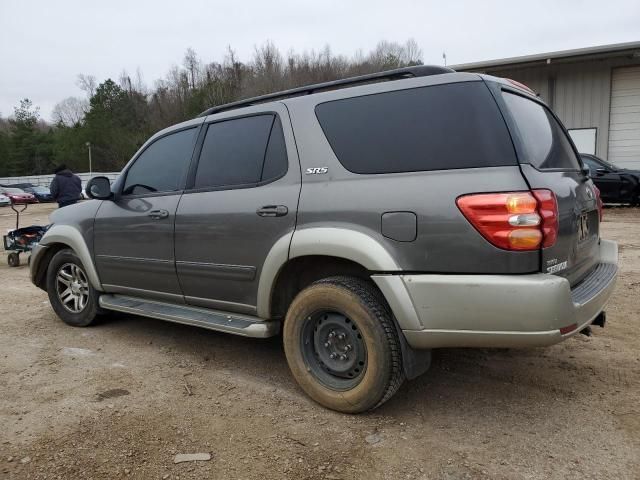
608,66,640,169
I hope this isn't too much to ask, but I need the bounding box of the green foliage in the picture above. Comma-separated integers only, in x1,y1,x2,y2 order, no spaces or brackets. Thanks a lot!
0,40,424,176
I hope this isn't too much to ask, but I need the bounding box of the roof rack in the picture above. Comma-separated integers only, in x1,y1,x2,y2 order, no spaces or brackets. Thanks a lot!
198,65,455,117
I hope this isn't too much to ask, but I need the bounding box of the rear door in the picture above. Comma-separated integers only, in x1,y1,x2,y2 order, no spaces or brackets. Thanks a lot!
174,106,300,315
496,87,600,286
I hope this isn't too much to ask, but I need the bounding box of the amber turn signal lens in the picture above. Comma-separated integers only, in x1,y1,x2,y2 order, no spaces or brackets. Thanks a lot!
505,193,538,214
508,229,543,249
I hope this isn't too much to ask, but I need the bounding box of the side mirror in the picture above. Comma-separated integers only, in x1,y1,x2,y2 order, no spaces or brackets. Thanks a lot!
581,164,590,177
86,176,112,200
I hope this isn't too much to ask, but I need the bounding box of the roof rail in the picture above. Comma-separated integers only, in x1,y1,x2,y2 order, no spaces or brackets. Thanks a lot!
197,65,455,117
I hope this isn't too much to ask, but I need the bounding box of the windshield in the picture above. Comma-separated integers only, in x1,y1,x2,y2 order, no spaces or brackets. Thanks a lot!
31,186,49,193
582,155,619,171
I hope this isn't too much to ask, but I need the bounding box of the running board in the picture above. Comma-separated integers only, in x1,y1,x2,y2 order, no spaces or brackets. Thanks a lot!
98,294,279,338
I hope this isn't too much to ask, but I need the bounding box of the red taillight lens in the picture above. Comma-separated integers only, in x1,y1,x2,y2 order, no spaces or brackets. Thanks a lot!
531,189,558,248
593,185,603,221
456,190,558,251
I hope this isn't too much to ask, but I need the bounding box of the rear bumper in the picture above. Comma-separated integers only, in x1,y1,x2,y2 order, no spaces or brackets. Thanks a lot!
373,239,618,349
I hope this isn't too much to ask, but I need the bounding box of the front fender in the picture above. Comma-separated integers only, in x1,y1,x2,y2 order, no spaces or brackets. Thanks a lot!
39,225,103,291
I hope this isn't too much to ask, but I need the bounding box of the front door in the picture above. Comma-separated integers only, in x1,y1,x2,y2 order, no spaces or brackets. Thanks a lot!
94,125,200,302
175,107,300,315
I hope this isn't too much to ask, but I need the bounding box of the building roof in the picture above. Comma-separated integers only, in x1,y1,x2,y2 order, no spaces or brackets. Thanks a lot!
452,41,640,71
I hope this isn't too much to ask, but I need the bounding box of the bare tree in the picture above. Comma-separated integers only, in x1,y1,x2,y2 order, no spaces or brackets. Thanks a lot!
51,97,88,126
183,48,200,89
76,74,97,97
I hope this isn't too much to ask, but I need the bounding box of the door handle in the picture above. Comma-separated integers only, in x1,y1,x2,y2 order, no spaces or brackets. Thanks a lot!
256,205,288,217
148,209,169,220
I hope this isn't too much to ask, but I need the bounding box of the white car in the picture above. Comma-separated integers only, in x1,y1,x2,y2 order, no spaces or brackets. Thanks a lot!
0,193,10,207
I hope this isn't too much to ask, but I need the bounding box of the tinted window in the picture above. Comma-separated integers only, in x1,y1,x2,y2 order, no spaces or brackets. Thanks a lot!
502,92,580,170
580,156,600,173
123,128,197,195
261,117,288,182
195,115,276,188
315,82,517,174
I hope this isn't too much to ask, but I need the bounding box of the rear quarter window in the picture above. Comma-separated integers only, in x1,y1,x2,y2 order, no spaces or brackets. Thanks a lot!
315,82,517,174
502,91,580,170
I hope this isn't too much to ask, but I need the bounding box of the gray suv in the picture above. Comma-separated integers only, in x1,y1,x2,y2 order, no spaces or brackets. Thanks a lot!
30,66,618,413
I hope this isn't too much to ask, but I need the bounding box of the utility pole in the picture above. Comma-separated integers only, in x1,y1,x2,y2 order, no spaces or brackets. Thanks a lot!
86,142,92,176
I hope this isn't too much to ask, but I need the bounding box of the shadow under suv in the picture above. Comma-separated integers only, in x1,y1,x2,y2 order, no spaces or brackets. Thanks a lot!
30,66,618,413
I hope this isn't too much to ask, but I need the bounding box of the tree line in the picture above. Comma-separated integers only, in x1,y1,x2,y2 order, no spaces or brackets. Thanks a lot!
0,40,423,177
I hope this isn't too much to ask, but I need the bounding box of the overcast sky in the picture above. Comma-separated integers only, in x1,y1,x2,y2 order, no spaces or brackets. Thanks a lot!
1,0,638,121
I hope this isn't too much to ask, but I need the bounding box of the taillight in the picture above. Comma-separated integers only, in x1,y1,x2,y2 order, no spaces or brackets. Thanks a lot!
456,190,558,251
531,189,558,248
593,185,603,221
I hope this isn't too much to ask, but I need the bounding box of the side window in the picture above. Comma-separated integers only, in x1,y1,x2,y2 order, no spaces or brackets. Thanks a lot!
261,116,288,182
315,82,518,174
195,114,285,189
581,156,599,173
123,128,197,195
502,92,580,170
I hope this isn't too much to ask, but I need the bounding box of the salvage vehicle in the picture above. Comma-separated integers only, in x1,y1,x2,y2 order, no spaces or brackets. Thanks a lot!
30,66,618,413
0,187,37,204
580,153,640,205
23,186,54,203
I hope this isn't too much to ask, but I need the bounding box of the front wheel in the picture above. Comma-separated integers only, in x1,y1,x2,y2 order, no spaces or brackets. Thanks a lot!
283,276,405,413
46,249,99,327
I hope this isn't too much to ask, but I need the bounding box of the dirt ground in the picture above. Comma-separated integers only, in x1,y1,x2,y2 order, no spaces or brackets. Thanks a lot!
0,202,639,480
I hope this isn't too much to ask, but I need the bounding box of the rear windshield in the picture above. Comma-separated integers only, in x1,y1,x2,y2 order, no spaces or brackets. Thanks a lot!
502,91,580,170
315,82,517,174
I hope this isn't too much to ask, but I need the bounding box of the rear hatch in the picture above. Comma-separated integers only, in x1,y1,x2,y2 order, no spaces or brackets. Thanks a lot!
491,82,600,286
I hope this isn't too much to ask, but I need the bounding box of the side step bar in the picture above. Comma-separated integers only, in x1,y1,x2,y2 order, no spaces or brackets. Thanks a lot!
99,294,280,338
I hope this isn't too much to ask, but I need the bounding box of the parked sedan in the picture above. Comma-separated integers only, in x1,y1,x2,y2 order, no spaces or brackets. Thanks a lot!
23,186,53,202
0,187,37,204
581,154,640,205
0,193,10,207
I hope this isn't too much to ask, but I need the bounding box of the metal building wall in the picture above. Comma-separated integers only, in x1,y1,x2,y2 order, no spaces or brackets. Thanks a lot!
469,55,640,161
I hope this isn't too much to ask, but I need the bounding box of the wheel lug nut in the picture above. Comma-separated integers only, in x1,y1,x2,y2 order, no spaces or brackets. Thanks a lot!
345,344,352,351
330,353,337,359
328,331,335,339
324,342,330,348
338,333,345,340
339,354,347,361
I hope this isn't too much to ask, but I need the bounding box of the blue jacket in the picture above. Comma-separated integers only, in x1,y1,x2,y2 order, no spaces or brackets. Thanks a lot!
50,170,82,204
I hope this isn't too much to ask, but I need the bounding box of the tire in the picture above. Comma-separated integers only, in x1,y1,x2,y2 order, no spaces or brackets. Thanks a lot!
7,252,20,267
283,276,405,413
46,248,99,327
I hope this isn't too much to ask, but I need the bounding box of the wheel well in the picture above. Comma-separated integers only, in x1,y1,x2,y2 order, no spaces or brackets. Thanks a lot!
269,256,371,319
33,243,68,290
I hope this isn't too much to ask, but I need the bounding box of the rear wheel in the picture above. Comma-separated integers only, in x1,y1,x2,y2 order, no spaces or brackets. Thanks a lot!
283,276,404,413
46,249,99,327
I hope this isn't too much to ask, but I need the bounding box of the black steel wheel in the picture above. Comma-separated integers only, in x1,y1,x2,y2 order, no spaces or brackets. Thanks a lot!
301,310,367,391
283,276,405,413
